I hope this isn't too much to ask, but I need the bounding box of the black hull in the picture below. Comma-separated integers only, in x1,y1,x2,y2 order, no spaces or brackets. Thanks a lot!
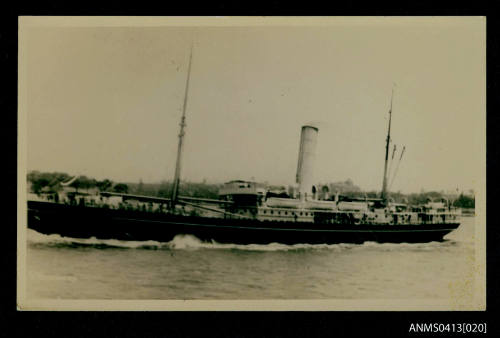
27,201,460,245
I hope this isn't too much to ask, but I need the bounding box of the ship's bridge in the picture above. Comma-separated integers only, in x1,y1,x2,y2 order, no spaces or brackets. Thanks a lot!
219,180,267,206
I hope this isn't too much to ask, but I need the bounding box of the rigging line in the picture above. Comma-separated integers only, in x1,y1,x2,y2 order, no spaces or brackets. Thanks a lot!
388,145,406,191
386,144,397,185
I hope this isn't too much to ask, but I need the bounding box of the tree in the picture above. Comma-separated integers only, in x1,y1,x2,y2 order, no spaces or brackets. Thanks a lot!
157,181,173,198
68,176,99,192
32,178,50,194
113,183,129,194
96,179,113,192
453,193,475,209
28,171,71,194
137,179,144,194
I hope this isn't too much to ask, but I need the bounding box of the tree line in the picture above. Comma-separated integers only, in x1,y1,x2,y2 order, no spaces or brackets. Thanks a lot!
26,171,219,199
27,171,129,194
27,171,474,209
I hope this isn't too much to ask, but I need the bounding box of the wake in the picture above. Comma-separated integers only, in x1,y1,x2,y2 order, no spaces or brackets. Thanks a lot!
27,229,455,252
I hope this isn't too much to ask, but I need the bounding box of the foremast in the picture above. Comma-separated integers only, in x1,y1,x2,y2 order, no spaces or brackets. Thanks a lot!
171,44,193,206
381,86,394,202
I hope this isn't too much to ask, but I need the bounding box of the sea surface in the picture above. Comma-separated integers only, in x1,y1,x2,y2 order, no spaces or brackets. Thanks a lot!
25,217,476,300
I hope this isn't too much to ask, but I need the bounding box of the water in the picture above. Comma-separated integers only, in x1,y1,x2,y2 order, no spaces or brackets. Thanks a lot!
25,217,476,300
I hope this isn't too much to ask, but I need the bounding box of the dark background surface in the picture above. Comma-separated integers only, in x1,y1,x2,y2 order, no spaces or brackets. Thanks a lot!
2,2,498,337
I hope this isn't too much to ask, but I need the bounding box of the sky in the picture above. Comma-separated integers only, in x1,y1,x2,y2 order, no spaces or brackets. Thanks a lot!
20,17,485,194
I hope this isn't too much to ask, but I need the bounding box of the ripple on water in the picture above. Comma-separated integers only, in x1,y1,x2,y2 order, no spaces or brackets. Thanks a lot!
25,217,477,301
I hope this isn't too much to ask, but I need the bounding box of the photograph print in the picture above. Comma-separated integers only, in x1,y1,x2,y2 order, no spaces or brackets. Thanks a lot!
18,16,485,311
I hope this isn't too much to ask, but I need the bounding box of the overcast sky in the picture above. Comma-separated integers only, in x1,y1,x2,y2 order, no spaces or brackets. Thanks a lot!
20,17,485,194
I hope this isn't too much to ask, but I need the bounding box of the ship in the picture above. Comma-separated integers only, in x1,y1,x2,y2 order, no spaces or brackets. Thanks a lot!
26,46,461,245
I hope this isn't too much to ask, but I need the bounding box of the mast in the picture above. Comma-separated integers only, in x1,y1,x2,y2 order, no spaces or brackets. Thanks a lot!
171,44,193,206
381,85,394,201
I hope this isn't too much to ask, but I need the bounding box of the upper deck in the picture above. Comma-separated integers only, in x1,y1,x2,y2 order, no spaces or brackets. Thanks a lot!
218,180,267,197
